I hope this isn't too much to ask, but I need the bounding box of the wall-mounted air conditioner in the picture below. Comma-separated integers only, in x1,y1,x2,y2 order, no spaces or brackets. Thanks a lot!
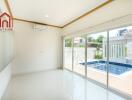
33,24,48,31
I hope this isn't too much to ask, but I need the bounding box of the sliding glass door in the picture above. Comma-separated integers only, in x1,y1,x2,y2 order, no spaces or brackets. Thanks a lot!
63,25,132,96
64,38,73,71
86,32,108,85
73,36,85,76
109,26,132,95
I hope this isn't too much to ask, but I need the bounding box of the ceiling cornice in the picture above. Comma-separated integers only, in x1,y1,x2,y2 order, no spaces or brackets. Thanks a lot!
13,18,63,28
4,0,113,28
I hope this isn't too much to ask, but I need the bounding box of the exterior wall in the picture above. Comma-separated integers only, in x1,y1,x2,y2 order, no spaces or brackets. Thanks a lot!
103,37,126,60
103,35,132,64
126,40,132,64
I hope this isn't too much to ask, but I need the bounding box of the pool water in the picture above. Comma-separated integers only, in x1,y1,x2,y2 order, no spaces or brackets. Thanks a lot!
81,61,132,75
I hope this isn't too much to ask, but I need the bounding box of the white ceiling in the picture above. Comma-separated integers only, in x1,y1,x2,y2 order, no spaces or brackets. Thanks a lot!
8,0,108,27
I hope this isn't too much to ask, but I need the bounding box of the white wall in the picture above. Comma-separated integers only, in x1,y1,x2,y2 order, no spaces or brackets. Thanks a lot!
0,31,14,71
0,27,14,100
63,0,132,36
13,20,62,75
0,30,13,99
0,2,14,98
0,63,12,100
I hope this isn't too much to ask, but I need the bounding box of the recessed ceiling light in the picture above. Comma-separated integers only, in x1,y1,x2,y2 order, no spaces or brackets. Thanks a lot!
45,14,49,18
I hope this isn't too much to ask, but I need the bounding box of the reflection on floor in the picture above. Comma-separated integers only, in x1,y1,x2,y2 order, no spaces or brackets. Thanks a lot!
2,70,127,100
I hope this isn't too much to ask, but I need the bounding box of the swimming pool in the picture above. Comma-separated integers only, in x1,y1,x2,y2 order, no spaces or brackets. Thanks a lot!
81,61,132,75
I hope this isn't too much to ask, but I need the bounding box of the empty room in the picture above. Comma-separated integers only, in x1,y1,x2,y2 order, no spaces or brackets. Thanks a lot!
0,0,132,100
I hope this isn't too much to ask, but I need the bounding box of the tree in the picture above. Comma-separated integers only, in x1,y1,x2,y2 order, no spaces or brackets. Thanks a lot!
94,35,104,59
96,35,104,43
87,37,93,42
65,39,72,47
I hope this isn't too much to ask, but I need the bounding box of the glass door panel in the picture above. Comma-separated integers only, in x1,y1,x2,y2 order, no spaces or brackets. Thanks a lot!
109,26,132,95
64,38,73,71
87,32,108,85
73,36,85,76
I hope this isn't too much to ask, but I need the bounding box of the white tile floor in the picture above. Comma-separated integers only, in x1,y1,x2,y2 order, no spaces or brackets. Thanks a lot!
2,70,127,100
